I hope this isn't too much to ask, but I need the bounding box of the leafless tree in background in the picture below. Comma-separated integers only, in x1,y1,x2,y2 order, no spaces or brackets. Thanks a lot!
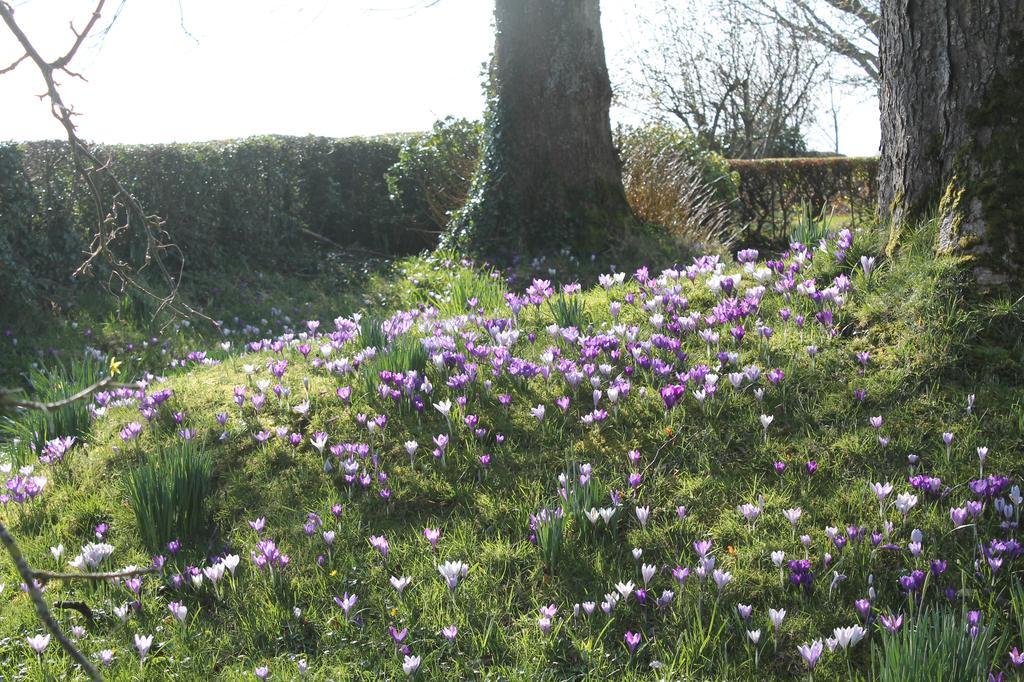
732,0,879,88
624,0,827,158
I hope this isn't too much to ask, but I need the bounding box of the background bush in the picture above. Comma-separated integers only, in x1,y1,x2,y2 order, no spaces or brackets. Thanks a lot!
386,117,482,232
618,123,740,247
728,156,879,247
0,130,881,317
0,135,436,313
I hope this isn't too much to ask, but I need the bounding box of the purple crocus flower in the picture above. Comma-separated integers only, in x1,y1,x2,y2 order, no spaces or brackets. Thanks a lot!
880,613,904,633
797,640,823,670
423,527,440,549
624,630,642,654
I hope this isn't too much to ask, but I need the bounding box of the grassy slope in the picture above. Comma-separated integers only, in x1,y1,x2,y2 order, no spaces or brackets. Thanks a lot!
1,223,1023,680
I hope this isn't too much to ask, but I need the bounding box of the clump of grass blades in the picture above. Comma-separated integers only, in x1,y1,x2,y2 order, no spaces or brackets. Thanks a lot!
548,296,590,331
359,315,388,350
438,268,506,316
532,507,565,572
360,334,428,398
125,442,213,554
0,356,103,465
871,607,1005,682
789,201,834,247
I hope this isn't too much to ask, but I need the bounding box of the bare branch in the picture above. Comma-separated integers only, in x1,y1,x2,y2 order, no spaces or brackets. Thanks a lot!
0,51,26,74
623,0,826,158
0,0,216,328
0,376,127,412
51,0,106,69
33,565,159,584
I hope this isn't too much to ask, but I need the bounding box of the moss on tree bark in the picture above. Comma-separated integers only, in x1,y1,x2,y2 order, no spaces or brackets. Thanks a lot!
879,1,1024,287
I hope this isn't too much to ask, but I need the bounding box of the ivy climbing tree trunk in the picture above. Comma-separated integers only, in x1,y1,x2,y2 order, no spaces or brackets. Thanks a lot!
878,0,1024,286
448,0,633,256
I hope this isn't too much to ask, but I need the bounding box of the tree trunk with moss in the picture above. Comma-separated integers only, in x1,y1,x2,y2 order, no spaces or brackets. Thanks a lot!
878,1,1024,286
448,0,633,257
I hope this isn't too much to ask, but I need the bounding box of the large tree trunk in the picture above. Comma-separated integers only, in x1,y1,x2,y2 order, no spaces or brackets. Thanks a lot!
448,0,633,256
878,1,1024,286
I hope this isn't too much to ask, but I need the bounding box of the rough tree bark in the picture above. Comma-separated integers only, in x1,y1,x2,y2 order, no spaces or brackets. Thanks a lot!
878,0,1024,286
448,0,633,256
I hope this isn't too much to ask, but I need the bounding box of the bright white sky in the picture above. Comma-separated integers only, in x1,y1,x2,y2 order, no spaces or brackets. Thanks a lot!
0,0,880,155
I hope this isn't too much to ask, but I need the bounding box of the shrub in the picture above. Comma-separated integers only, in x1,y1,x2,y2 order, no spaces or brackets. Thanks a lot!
3,135,438,308
618,124,741,248
124,442,213,553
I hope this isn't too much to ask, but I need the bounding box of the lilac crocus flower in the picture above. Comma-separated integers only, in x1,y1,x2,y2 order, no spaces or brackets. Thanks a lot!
120,422,143,442
437,561,469,590
880,613,904,633
797,639,823,670
334,592,358,619
369,535,389,559
134,633,153,662
168,601,188,623
624,630,642,654
423,527,440,549
26,634,50,654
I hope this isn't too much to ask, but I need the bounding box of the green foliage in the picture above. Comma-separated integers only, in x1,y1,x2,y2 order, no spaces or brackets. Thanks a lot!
0,135,437,310
359,315,388,350
0,356,103,465
789,201,835,246
386,117,482,230
871,608,1004,682
729,156,879,247
548,295,590,330
124,442,213,553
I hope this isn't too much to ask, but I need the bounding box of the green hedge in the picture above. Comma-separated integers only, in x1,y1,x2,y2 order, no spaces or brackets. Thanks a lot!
0,133,883,313
728,156,879,243
0,135,435,310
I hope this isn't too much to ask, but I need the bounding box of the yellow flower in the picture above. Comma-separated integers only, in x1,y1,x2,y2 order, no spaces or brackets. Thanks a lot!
109,357,122,376
330,570,337,577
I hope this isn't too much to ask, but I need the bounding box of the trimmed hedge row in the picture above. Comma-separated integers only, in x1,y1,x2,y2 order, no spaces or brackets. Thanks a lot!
0,135,435,310
727,156,879,242
0,132,881,312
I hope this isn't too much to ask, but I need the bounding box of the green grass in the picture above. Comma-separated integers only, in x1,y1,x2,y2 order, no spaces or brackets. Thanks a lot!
0,221,1023,680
